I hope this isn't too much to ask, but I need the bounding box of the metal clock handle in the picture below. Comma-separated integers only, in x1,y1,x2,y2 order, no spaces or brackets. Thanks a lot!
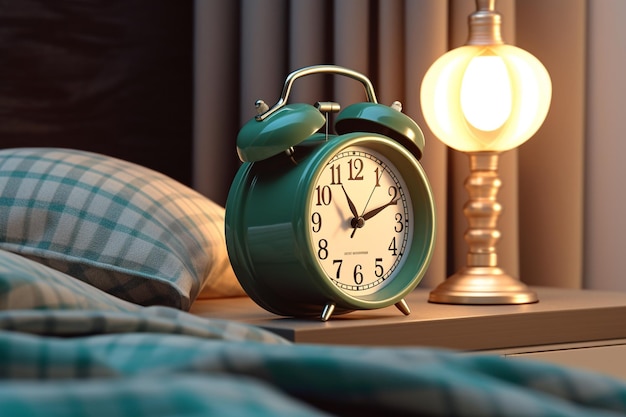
255,65,378,121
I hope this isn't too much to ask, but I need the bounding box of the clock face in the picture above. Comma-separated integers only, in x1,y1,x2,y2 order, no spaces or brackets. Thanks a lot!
308,145,413,297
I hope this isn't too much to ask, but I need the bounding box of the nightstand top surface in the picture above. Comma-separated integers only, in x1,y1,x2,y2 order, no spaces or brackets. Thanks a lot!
191,287,626,350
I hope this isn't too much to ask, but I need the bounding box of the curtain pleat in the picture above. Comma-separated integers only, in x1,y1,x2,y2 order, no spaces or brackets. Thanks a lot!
516,0,586,288
584,0,626,290
193,1,240,205
333,0,371,105
377,0,404,106
288,1,327,104
194,0,614,292
404,0,450,286
240,0,288,126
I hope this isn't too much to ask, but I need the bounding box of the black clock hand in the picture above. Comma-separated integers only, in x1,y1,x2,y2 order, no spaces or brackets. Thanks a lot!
341,184,364,238
340,184,359,219
349,195,397,238
361,198,398,220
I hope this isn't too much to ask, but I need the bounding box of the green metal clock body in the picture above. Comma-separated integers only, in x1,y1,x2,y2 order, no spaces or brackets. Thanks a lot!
225,65,436,320
226,132,435,320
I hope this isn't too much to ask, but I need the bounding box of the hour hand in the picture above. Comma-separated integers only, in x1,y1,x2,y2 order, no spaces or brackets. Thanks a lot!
341,185,363,238
340,184,359,219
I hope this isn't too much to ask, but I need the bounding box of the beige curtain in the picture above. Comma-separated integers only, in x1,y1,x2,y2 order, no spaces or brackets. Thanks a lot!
194,0,625,291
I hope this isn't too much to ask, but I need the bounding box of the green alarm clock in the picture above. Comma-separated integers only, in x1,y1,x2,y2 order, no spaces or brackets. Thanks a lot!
225,65,435,321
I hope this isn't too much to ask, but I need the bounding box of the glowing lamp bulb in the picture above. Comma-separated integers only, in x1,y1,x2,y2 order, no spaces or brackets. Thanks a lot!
460,55,512,131
421,45,552,152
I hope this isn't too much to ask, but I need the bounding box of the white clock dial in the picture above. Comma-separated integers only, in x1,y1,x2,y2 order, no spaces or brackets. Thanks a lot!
308,145,414,296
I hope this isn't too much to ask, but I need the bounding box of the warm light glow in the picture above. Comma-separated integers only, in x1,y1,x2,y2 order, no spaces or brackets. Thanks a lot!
420,45,552,152
460,55,512,131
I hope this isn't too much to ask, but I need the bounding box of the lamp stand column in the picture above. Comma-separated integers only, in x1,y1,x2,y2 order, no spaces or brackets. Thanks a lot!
429,151,538,304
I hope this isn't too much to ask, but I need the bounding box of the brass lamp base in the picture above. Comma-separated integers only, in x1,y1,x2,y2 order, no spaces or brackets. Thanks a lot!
429,151,539,305
428,266,538,304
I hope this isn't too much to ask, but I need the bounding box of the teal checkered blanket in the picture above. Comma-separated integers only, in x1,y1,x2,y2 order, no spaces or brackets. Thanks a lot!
3,325,626,417
2,249,626,416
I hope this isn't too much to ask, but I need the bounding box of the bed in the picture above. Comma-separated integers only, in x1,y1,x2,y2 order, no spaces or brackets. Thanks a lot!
2,147,626,417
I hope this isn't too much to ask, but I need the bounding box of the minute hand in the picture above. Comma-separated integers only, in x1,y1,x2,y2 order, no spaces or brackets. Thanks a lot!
362,198,398,221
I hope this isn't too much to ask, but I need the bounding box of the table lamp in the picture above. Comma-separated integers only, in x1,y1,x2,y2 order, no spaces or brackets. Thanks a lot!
420,0,551,304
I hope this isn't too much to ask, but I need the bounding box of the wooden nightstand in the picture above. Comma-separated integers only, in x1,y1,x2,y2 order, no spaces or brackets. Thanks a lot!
191,287,626,379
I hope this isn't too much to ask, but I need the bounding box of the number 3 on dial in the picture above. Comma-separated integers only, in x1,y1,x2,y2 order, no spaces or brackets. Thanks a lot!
309,145,413,297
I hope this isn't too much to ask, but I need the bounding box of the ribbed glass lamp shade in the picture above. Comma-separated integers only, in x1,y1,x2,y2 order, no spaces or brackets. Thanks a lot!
420,44,552,152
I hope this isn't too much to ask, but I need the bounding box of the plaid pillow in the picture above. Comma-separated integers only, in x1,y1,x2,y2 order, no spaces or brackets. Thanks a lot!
0,248,288,343
0,248,138,312
0,148,244,310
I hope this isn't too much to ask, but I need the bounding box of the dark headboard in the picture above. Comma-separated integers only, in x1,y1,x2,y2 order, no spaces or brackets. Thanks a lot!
0,1,194,186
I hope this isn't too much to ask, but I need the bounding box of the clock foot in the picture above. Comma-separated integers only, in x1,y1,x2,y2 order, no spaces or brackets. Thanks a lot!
395,299,411,315
320,302,336,321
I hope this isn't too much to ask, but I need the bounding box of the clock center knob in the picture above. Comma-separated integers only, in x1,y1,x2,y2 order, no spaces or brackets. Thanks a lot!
351,217,365,229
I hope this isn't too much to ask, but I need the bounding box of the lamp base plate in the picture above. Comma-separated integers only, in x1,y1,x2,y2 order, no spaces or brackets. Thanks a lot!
428,266,538,305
